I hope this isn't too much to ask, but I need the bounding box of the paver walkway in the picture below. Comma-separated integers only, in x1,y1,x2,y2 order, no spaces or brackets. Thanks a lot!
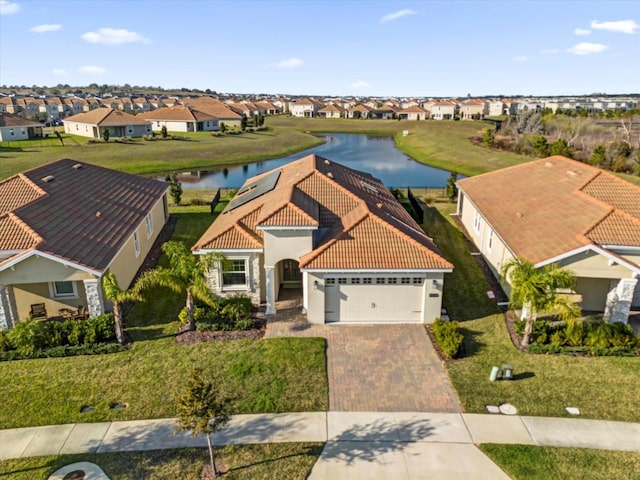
265,295,461,412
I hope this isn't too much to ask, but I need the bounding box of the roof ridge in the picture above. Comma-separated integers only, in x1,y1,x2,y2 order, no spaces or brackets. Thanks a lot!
7,212,44,246
16,173,47,196
235,223,262,247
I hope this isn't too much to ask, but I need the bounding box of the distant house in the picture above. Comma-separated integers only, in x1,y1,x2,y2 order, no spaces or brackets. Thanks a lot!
63,108,152,138
0,112,44,141
143,105,219,132
347,104,373,119
460,99,487,120
184,97,243,127
193,154,453,323
370,106,396,120
429,100,457,120
0,159,169,329
457,156,640,324
317,104,344,119
398,105,428,121
289,98,323,117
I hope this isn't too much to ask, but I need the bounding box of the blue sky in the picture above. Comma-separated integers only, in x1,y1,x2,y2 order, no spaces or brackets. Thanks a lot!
1,0,638,97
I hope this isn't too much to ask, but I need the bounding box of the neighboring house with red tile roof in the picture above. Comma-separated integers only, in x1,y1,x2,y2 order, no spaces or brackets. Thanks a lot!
347,103,373,119
428,100,458,120
398,105,428,121
0,113,44,141
289,98,323,117
193,154,453,323
457,156,640,324
0,159,169,329
142,105,219,132
460,99,488,120
183,97,243,127
317,104,344,119
63,108,152,138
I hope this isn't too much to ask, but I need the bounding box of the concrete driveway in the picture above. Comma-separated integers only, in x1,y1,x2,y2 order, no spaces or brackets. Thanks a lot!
265,300,461,412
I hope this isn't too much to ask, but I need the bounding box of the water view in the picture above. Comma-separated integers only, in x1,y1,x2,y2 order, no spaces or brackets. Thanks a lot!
173,133,454,189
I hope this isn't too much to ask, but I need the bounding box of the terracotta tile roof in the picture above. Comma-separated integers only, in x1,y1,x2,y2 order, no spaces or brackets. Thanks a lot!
0,213,42,250
457,156,640,263
194,154,452,271
399,105,427,113
0,174,46,215
63,108,149,126
0,112,42,128
143,105,217,122
183,97,242,119
0,159,168,271
318,104,344,113
349,104,373,112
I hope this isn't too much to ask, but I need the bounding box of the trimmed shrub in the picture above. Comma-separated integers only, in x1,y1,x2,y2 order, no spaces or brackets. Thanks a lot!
0,343,126,362
432,318,464,359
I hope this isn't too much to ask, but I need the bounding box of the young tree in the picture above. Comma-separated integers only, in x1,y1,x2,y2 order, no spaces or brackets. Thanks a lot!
501,258,579,347
161,125,168,139
168,173,183,206
532,135,550,157
219,122,226,134
445,171,458,203
589,145,606,167
550,138,573,157
176,368,231,478
482,128,494,147
136,241,225,331
240,115,247,132
102,272,143,344
102,128,110,143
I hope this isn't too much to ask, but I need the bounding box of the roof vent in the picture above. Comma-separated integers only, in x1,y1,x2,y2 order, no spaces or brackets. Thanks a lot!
41,175,55,183
376,202,383,209
544,161,553,167
327,172,334,179
516,212,524,218
72,163,83,170
324,159,331,165
567,170,579,177
96,211,102,218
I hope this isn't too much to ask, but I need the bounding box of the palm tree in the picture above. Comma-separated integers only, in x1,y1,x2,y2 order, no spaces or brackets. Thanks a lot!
136,241,225,331
501,258,579,347
102,272,144,344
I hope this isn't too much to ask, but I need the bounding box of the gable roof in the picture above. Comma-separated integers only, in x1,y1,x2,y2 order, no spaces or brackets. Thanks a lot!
194,154,452,271
457,156,640,264
142,105,217,122
0,159,168,272
183,97,242,119
63,108,149,126
0,112,42,128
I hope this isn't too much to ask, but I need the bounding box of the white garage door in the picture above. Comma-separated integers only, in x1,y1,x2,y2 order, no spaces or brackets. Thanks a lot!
324,276,424,323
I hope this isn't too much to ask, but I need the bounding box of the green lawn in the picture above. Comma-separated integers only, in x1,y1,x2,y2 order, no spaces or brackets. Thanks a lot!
0,444,324,480
424,201,640,422
0,206,328,429
479,444,640,480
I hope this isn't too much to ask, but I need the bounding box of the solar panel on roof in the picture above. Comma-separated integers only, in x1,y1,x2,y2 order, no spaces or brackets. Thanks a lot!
223,169,281,213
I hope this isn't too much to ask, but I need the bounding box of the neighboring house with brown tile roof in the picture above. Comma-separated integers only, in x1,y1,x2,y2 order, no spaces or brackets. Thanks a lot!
63,108,151,138
317,104,344,119
428,100,458,120
347,104,373,119
457,156,640,324
183,97,243,127
0,113,44,141
398,105,428,121
460,99,488,120
142,105,219,132
193,154,453,323
0,159,169,329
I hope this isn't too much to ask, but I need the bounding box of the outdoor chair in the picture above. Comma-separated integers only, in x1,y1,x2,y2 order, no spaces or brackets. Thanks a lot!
29,303,47,319
72,305,88,320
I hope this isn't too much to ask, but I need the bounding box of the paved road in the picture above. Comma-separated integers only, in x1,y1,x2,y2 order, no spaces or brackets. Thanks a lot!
3,412,640,479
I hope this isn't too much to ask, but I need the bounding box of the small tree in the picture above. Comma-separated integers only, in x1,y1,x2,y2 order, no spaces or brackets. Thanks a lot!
168,173,183,206
482,128,494,147
176,368,231,478
446,171,458,203
258,114,264,126
532,134,550,157
161,125,168,139
219,122,226,133
550,138,572,157
102,272,143,344
240,115,247,132
102,128,110,143
589,145,606,167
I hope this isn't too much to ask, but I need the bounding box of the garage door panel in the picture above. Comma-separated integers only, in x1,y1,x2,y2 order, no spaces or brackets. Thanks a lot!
325,282,423,323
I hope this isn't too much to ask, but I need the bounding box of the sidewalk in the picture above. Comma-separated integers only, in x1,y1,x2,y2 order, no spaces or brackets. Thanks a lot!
2,412,639,479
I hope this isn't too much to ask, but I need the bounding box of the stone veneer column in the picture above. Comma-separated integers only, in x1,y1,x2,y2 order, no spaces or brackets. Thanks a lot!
265,265,276,315
0,285,18,330
83,279,105,318
604,278,638,324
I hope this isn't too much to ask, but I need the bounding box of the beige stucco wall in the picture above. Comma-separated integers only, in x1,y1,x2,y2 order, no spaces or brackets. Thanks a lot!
558,250,634,279
13,281,88,321
106,195,167,290
262,229,314,267
575,277,611,311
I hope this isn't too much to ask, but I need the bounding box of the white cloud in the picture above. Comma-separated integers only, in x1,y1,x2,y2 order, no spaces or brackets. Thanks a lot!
81,27,150,45
52,68,68,76
0,0,19,14
567,42,608,55
276,57,303,68
30,24,62,33
540,48,560,54
78,65,106,74
590,19,639,34
380,9,417,24
513,55,528,63
574,28,591,36
351,80,370,88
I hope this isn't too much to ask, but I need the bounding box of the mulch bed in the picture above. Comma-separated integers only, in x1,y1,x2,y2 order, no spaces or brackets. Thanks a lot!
175,318,266,345
504,310,528,352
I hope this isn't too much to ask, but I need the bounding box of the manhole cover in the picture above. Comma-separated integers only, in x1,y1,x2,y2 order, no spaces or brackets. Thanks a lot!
80,406,95,413
499,403,518,415
63,470,85,480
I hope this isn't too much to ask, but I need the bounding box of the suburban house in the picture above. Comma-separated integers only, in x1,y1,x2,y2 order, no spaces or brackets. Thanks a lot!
429,100,458,120
0,159,169,329
347,104,373,119
192,154,453,324
398,105,428,121
289,98,323,117
456,156,640,324
184,97,243,127
143,105,219,132
317,104,344,118
63,108,152,139
0,113,44,141
460,99,488,120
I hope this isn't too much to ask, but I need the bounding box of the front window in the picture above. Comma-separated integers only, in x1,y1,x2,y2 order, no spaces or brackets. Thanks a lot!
223,260,247,287
474,211,481,233
145,213,154,238
133,231,140,257
51,281,77,298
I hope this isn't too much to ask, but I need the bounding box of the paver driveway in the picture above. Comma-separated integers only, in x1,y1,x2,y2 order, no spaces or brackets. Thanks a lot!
265,298,461,412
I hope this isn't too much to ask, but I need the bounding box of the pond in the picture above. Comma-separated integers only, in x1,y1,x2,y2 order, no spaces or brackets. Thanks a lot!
173,133,454,189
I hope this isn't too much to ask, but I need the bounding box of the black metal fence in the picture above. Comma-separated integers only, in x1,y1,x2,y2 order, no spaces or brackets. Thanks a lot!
407,187,424,223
